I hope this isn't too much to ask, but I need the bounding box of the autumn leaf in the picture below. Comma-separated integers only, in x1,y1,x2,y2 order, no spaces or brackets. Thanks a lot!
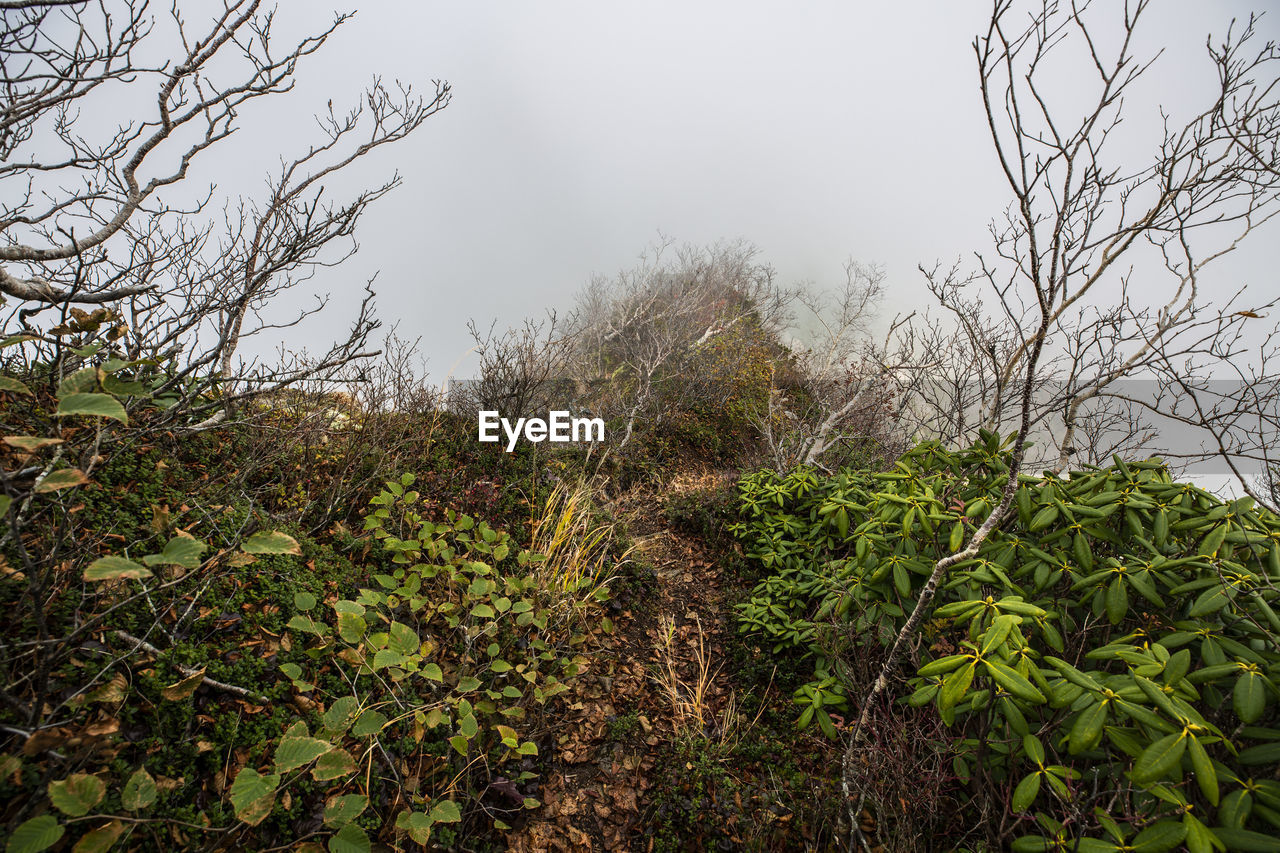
161,670,205,701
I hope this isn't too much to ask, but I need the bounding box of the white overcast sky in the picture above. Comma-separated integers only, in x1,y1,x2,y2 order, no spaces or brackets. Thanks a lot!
209,0,1280,383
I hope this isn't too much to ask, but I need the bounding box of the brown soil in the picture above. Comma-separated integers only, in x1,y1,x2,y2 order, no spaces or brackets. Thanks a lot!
506,470,739,852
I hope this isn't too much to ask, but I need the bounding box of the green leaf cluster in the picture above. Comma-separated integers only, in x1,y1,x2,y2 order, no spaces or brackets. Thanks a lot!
733,434,1280,851
225,476,579,847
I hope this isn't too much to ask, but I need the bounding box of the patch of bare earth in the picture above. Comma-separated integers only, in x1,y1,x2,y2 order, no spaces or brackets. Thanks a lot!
506,472,736,852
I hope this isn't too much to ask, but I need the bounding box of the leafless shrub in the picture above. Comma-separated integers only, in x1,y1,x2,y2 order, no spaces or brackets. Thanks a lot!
844,0,1280,844
1,0,450,425
451,314,576,421
567,237,793,453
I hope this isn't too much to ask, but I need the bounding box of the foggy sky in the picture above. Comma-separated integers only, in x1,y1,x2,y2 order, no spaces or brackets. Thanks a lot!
215,1,1280,383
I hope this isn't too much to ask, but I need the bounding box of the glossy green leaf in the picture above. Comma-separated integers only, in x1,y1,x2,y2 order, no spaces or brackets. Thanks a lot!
917,655,968,678
1210,827,1280,852
1130,820,1187,852
1011,771,1041,812
1219,789,1252,829
938,661,977,713
1105,577,1128,624
1022,734,1045,765
1235,671,1266,724
1182,813,1216,853
1069,700,1109,754
984,659,1046,704
1189,587,1231,618
1133,731,1187,785
1239,742,1280,765
1074,840,1122,853
1187,734,1218,806
982,615,1016,655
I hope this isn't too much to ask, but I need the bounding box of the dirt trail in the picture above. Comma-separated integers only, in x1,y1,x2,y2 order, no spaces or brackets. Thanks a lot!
507,472,737,852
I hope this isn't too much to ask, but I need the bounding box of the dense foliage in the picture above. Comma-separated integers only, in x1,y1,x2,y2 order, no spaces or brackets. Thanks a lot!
733,435,1280,851
0,344,618,851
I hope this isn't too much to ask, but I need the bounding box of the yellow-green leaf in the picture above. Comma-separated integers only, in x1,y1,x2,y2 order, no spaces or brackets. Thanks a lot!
3,436,61,451
350,710,387,738
121,768,157,810
35,468,89,493
57,367,98,396
142,536,206,568
323,793,368,828
323,697,360,734
328,822,370,853
312,748,358,781
396,810,433,844
241,531,302,556
83,556,152,581
0,376,32,395
273,734,331,773
160,669,204,701
56,393,127,424
429,799,462,824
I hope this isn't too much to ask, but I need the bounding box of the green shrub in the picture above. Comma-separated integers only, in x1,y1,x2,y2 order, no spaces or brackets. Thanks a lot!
733,435,1280,851
219,473,601,848
4,466,604,851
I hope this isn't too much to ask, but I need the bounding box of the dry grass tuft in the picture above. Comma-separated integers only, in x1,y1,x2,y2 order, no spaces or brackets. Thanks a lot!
527,479,626,634
652,612,757,746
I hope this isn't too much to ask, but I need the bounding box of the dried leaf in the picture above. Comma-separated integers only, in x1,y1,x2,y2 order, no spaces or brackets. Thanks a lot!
161,669,204,701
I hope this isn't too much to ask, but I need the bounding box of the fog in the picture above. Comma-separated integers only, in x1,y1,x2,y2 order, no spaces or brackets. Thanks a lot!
161,1,1280,385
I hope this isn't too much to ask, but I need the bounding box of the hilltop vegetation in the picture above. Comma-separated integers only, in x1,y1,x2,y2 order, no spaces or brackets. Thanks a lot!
5,324,1280,852
736,436,1280,851
5,1,1280,850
